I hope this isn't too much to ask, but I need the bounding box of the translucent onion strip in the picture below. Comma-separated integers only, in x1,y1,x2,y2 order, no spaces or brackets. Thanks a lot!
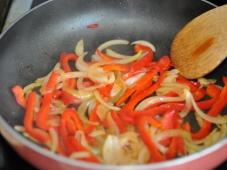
155,129,191,142
14,125,25,132
98,39,129,51
179,89,192,118
94,90,120,111
105,49,128,59
49,128,58,152
70,152,90,159
131,40,156,52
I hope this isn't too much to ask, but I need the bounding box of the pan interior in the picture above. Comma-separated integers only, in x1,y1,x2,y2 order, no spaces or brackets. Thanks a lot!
0,0,223,131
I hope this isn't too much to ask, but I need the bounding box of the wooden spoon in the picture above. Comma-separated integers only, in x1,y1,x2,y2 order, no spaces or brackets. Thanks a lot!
171,5,227,79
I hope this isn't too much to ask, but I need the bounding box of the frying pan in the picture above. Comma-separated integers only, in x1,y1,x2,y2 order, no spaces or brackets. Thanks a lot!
0,0,226,169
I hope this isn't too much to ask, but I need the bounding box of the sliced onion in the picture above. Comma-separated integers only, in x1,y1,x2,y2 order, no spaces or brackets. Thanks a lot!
155,129,191,142
102,132,148,165
70,152,90,159
75,40,89,71
96,105,110,121
94,90,120,111
107,112,120,135
98,39,129,51
198,78,216,87
90,129,106,137
113,51,144,64
105,49,129,59
14,125,25,132
64,87,93,100
75,39,85,57
131,40,156,52
179,89,192,118
62,71,88,79
136,96,184,111
190,93,227,124
49,128,58,152
91,54,102,62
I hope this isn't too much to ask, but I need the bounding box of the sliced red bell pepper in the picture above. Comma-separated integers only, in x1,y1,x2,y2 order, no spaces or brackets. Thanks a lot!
130,44,154,72
12,85,26,108
111,111,127,133
116,69,156,106
176,76,200,92
60,52,78,89
192,77,227,140
36,92,53,130
122,71,166,115
23,92,50,143
45,71,59,93
62,91,81,105
66,136,100,163
165,137,177,160
60,52,78,72
97,84,113,98
85,104,100,134
136,116,165,162
102,64,129,72
193,88,206,101
206,84,221,98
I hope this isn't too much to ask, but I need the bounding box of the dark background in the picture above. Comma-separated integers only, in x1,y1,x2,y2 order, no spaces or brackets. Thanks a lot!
0,0,226,169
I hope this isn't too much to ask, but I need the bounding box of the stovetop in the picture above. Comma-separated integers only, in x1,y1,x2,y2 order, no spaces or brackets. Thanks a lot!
0,0,227,169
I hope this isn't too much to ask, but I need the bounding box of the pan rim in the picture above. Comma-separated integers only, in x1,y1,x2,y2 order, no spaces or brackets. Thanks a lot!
0,0,225,169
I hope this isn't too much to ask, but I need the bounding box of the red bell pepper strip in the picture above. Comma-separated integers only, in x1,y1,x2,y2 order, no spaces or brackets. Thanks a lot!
60,52,78,88
53,90,81,105
176,137,186,155
165,137,177,160
122,71,165,115
111,111,127,133
23,92,50,143
176,76,200,92
137,116,165,162
97,84,113,98
156,55,172,72
102,64,129,72
130,44,154,72
12,85,26,108
193,88,206,101
60,52,78,72
66,136,100,163
192,77,227,140
85,104,100,134
45,71,59,93
117,70,156,106
206,84,221,98
36,92,53,130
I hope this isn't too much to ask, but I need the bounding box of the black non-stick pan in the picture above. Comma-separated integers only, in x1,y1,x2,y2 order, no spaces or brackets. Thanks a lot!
0,0,226,169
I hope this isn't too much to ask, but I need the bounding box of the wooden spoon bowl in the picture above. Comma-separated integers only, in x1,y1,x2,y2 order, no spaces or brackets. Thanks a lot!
171,5,227,79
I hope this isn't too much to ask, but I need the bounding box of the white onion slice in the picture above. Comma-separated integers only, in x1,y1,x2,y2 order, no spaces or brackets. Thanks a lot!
131,40,156,52
106,49,129,59
49,128,58,152
98,39,129,51
179,89,192,118
70,152,90,159
155,129,191,142
94,90,120,111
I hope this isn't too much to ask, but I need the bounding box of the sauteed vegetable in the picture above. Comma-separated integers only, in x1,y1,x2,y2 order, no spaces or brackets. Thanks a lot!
12,39,227,164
